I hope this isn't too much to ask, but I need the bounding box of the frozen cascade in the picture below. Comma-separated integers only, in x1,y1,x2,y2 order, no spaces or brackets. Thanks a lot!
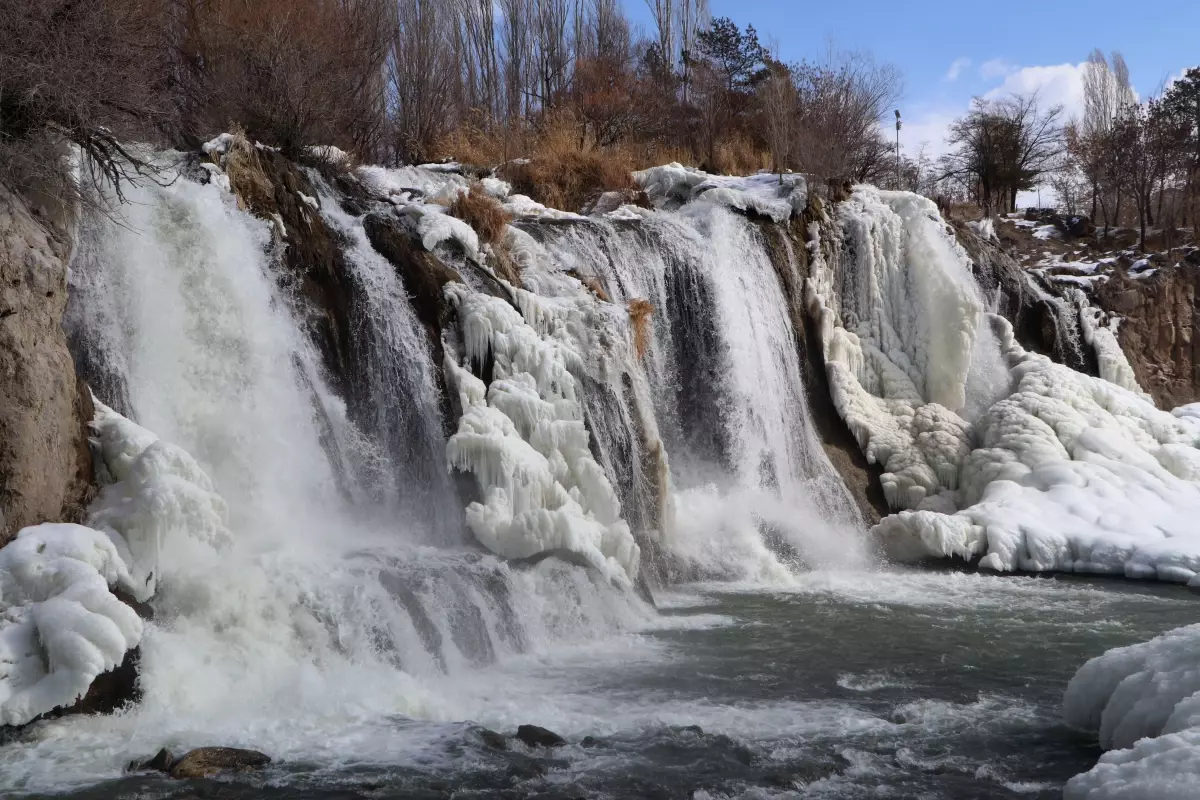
516,201,867,579
7,161,648,790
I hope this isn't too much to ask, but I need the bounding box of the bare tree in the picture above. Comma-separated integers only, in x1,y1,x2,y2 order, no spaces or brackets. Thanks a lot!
0,0,171,200
791,47,902,182
759,60,796,176
940,92,1064,215
391,0,457,163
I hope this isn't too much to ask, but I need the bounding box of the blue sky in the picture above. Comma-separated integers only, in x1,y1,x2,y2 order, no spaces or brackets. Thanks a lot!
625,0,1200,160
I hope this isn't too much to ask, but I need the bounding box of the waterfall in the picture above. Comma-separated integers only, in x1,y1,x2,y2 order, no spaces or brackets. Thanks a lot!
518,202,866,579
19,162,649,789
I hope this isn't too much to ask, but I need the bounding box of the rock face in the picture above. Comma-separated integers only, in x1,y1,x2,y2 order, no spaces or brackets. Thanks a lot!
515,724,566,748
0,183,93,545
1094,264,1200,409
955,220,1098,375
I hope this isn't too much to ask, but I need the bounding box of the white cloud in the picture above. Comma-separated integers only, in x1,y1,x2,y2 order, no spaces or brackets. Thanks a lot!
944,57,971,82
980,58,1016,79
982,62,1087,121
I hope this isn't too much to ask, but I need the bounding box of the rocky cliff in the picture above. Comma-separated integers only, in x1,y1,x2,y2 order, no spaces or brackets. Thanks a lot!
0,183,93,545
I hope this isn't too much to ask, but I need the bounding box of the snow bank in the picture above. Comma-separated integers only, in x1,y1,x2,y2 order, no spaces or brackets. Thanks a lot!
0,524,143,726
443,283,639,585
1063,625,1200,799
399,203,482,262
633,163,806,222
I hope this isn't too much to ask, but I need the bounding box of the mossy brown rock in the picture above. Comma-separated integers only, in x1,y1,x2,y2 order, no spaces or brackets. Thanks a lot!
1094,264,1200,408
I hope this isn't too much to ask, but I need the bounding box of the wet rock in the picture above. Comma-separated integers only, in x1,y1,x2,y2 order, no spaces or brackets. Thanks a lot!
477,727,509,750
515,724,566,748
579,736,601,749
168,747,271,779
505,756,547,781
131,747,174,773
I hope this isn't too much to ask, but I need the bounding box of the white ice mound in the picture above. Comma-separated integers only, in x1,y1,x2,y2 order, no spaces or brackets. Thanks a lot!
1064,625,1200,799
633,163,806,222
356,164,469,206
873,319,1200,582
444,283,640,585
87,401,231,603
0,524,143,726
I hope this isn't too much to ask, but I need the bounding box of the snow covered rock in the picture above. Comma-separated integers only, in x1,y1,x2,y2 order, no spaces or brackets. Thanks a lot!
443,283,640,586
0,400,229,725
1063,625,1200,799
0,523,143,726
633,163,806,223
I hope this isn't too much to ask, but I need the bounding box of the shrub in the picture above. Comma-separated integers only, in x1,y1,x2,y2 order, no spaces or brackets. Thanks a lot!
449,183,511,245
0,0,169,201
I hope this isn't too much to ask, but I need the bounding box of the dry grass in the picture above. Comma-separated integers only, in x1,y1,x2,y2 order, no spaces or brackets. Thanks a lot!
449,183,511,244
500,115,639,212
568,269,611,302
712,136,769,176
628,298,654,359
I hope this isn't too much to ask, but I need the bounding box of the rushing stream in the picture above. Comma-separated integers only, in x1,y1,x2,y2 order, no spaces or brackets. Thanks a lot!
7,570,1196,799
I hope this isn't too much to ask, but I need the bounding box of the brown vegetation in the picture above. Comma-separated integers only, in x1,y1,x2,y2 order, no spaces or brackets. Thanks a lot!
449,184,512,244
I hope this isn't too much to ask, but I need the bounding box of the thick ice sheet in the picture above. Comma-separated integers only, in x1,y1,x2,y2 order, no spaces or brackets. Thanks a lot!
1064,625,1200,799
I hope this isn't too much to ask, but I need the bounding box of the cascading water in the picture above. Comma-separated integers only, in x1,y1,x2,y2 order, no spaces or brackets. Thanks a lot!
5,161,649,791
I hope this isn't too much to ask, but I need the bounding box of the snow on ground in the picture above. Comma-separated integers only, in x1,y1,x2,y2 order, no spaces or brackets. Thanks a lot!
0,402,228,725
634,163,806,223
1063,625,1200,799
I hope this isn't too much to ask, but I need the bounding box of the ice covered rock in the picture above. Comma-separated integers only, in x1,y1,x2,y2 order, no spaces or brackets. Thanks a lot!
874,320,1200,580
1063,625,1200,799
633,163,806,222
443,284,640,585
805,186,983,510
87,401,231,603
0,523,143,726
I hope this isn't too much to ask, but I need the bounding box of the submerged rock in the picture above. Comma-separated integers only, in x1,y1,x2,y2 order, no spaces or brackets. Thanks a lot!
515,724,566,748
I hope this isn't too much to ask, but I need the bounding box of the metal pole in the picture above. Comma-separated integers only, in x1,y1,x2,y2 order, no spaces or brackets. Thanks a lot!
894,110,902,190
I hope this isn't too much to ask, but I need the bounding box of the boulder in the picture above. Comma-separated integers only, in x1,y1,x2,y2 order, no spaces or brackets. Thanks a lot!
515,724,566,748
167,747,272,779
0,182,94,545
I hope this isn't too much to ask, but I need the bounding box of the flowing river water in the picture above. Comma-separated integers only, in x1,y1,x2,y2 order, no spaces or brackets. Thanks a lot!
8,569,1196,800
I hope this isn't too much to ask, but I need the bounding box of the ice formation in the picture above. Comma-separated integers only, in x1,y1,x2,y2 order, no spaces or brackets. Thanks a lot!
87,400,231,603
443,283,640,585
804,186,1200,585
634,163,806,222
0,524,143,726
805,186,983,510
0,399,230,726
1063,625,1200,799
